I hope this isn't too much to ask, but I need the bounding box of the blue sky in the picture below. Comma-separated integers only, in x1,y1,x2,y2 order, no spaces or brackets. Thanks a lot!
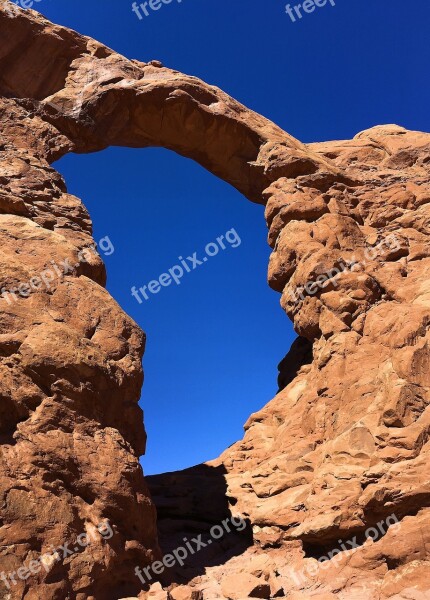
34,0,429,474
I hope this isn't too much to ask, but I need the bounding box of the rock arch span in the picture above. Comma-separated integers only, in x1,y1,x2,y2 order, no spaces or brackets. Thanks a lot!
0,5,430,599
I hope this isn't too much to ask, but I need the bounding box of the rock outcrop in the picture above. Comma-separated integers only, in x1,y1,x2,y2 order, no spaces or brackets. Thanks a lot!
0,4,429,599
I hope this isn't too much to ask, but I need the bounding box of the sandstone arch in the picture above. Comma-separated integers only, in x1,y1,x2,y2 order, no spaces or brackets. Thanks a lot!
1,5,430,599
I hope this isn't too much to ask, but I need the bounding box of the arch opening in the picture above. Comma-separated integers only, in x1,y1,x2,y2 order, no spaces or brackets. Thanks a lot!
53,145,297,477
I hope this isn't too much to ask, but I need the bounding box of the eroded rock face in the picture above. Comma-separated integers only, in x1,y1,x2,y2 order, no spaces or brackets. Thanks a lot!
210,125,430,598
0,4,429,599
0,99,159,599
152,126,430,599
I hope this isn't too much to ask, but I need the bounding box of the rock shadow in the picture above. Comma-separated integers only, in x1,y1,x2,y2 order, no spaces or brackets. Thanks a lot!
277,336,313,392
147,464,253,586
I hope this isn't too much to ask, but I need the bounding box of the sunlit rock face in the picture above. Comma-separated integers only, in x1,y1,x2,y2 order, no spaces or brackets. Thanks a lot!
0,5,429,599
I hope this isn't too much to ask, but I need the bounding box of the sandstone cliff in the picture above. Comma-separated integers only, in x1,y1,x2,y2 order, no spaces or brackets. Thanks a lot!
0,4,429,600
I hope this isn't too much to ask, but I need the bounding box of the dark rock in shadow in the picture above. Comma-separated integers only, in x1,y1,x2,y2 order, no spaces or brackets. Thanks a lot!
278,336,313,392
147,464,253,586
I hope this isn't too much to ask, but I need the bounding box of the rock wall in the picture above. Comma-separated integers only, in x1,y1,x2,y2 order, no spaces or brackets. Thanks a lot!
149,125,430,600
0,4,429,599
0,94,158,600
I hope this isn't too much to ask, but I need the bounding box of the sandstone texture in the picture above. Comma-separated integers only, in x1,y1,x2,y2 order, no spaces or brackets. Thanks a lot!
0,3,429,599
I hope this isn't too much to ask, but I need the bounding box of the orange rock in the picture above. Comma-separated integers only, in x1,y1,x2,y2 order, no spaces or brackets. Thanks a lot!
169,585,202,600
221,574,271,599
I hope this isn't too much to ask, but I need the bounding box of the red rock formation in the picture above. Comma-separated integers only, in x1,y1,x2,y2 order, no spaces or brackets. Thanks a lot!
0,4,429,599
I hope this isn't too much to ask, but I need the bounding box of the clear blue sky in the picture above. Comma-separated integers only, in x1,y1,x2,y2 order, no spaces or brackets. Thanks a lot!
34,0,429,474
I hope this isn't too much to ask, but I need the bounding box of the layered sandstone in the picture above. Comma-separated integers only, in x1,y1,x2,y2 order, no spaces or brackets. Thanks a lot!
0,4,429,599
